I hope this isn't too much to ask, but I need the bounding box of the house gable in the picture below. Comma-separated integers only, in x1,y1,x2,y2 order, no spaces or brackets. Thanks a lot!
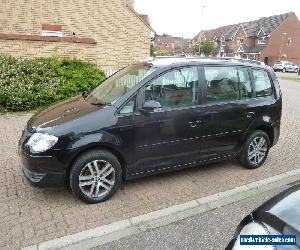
125,6,154,32
257,28,265,38
231,25,247,40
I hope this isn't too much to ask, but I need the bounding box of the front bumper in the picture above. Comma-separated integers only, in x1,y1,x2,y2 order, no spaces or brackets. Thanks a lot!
273,66,283,71
20,150,67,188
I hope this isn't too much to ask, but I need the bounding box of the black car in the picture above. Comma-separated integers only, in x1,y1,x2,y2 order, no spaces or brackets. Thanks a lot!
226,184,300,250
19,58,282,203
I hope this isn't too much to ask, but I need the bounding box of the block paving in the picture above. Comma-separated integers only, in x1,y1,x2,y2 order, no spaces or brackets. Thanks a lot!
1,79,300,249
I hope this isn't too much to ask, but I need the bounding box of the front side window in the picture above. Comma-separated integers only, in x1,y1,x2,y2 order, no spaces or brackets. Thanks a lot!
119,98,135,114
143,67,199,109
204,67,239,103
252,69,272,97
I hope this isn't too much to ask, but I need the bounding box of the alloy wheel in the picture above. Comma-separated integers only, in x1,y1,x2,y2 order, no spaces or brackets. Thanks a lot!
247,136,268,166
78,160,115,199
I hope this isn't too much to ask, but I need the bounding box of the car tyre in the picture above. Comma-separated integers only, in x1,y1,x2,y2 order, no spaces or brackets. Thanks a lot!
239,130,270,169
70,149,122,203
295,68,298,73
282,68,286,73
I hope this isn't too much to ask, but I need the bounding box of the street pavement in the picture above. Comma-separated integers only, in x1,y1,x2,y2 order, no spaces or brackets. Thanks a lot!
1,73,300,249
93,185,291,250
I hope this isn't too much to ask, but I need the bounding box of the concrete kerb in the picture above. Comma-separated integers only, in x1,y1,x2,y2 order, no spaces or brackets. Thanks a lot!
21,168,300,250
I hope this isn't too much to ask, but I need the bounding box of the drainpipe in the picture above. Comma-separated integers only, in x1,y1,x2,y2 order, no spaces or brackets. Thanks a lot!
279,32,287,60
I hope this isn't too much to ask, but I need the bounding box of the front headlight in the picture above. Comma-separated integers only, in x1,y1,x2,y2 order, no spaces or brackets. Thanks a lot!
27,133,58,153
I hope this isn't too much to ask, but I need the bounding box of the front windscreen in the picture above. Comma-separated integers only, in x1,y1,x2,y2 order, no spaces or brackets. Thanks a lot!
87,62,156,105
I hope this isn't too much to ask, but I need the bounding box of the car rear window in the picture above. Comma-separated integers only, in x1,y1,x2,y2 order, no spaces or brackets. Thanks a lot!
252,69,273,97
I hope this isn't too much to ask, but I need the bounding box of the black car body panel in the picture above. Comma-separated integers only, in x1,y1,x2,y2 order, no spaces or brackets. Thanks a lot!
226,185,300,249
253,185,300,233
19,59,282,188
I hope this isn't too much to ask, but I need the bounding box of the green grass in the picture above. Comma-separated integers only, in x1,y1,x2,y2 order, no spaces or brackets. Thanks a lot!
279,76,300,82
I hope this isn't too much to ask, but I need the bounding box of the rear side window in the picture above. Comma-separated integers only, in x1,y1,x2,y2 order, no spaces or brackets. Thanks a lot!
252,69,272,97
204,67,239,103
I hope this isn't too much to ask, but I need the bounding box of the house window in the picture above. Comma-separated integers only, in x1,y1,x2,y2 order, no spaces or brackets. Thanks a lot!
258,37,267,45
236,38,244,45
42,30,63,37
287,37,292,47
42,24,63,37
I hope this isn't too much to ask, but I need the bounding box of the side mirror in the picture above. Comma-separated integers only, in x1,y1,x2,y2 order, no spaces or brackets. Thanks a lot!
82,91,89,99
140,100,162,114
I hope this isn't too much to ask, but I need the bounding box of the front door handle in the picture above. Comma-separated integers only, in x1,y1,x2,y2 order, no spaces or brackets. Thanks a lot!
188,120,202,128
246,112,255,118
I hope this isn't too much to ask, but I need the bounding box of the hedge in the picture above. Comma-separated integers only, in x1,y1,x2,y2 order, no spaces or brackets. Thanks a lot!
0,55,107,112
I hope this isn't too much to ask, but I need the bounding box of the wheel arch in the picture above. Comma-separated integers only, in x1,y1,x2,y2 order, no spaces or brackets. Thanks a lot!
254,124,274,146
66,144,128,184
242,124,274,148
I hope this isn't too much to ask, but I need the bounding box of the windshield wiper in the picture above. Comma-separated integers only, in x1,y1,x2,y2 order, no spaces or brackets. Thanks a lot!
91,101,110,106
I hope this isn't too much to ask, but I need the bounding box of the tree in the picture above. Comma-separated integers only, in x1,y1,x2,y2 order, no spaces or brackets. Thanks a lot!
193,39,214,56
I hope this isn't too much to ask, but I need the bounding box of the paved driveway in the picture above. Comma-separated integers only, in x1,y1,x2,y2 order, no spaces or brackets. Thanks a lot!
1,78,300,249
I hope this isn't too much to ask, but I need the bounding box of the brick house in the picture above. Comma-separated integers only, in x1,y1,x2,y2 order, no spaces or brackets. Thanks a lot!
0,0,153,72
154,34,192,55
194,12,300,66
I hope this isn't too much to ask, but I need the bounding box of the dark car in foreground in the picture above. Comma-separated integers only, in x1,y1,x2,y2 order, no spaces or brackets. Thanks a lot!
19,58,282,203
226,184,300,250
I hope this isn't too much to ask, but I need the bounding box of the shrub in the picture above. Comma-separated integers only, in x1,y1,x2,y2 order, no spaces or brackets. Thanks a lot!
0,55,106,112
38,57,107,101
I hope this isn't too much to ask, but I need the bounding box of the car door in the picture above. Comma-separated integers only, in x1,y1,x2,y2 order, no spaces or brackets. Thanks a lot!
286,62,293,72
127,66,204,175
197,66,256,159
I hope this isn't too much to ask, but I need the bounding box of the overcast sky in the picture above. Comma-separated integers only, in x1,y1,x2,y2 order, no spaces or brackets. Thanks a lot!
134,0,300,39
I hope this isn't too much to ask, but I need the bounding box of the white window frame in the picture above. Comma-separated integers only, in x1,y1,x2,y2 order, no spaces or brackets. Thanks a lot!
236,37,244,45
287,37,292,47
257,37,267,45
42,30,63,37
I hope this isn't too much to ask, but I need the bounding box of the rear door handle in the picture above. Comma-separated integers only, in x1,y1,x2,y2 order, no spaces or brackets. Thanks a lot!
188,121,196,128
201,112,215,120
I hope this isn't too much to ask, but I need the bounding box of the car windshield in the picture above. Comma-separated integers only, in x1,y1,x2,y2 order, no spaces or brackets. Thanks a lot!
86,62,156,105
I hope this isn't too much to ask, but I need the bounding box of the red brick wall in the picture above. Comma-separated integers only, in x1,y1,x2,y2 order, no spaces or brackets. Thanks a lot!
260,13,300,66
